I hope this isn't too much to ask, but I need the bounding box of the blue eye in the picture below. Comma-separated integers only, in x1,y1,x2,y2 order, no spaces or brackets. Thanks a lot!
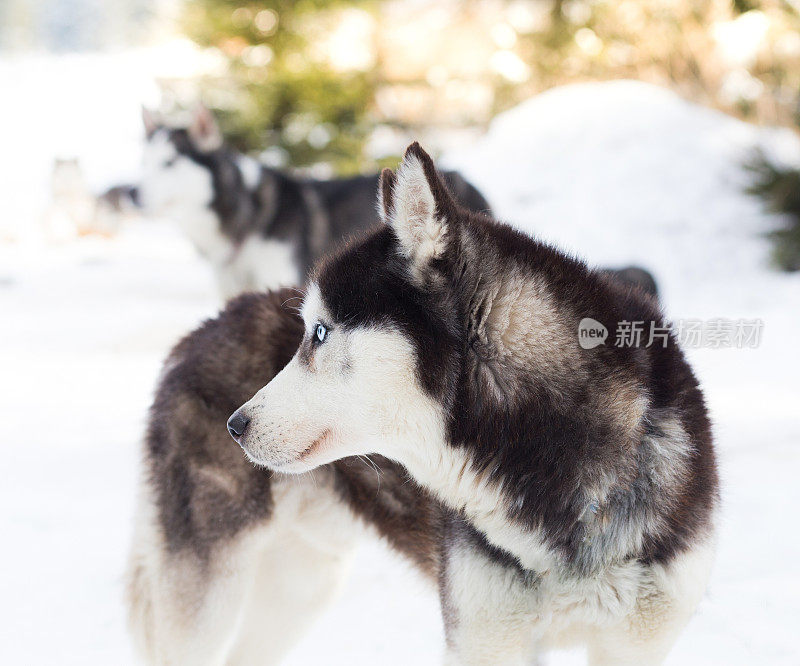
314,323,328,343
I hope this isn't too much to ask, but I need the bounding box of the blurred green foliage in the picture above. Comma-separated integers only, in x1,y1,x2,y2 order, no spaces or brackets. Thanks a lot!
746,153,800,272
185,0,378,173
185,1,800,169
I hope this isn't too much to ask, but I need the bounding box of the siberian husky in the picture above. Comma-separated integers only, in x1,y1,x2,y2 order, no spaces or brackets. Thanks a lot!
42,158,101,241
137,107,492,300
127,144,715,664
42,158,137,242
227,144,718,663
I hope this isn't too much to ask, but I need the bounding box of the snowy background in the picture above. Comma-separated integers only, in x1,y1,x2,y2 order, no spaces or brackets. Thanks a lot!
1,51,800,666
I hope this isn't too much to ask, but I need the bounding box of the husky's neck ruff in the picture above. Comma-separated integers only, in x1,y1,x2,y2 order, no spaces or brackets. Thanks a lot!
234,143,717,575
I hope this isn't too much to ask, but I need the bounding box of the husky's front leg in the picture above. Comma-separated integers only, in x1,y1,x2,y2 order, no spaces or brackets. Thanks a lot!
224,525,355,665
440,520,542,666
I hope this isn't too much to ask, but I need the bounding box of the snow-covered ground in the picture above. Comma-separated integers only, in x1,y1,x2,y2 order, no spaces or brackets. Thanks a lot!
1,77,799,665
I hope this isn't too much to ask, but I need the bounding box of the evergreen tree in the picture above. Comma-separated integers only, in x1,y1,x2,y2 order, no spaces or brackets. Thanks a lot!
747,153,800,272
184,0,377,173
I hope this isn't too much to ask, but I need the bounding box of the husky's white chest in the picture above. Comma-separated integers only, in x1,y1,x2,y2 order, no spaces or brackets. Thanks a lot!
216,236,301,300
174,207,234,266
167,204,300,299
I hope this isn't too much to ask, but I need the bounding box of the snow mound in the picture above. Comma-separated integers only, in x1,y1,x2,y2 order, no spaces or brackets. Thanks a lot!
445,80,800,312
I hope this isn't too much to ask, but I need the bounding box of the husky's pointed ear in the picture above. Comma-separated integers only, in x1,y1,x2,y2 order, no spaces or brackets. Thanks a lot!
142,106,158,139
188,104,223,152
377,168,397,223
389,142,456,269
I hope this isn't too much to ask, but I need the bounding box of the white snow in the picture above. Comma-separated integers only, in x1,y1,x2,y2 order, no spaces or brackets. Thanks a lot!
1,75,799,665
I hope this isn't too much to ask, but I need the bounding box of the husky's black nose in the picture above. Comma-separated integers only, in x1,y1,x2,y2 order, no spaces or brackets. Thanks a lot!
227,411,250,443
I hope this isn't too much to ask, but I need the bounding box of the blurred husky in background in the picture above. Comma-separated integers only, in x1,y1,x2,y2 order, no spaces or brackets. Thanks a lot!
138,106,492,300
41,158,100,241
49,158,96,240
42,158,139,242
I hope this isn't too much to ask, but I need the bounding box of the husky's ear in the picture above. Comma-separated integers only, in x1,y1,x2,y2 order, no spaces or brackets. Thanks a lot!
387,142,456,268
378,167,397,223
142,106,158,139
188,104,223,152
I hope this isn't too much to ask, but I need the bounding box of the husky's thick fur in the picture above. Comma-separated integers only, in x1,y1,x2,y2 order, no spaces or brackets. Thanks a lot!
138,108,492,300
226,144,718,663
129,146,715,665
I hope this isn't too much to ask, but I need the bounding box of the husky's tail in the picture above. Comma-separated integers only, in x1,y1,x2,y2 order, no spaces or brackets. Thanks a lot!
124,485,160,663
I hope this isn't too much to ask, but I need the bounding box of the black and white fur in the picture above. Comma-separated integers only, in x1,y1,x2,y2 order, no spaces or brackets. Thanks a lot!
226,144,718,663
126,289,445,665
126,145,706,665
138,107,492,300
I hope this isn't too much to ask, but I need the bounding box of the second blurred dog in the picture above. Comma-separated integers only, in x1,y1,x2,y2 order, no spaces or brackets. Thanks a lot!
138,107,491,300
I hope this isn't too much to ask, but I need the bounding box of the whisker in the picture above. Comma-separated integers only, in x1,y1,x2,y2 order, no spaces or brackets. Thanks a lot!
357,454,382,495
281,295,305,307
